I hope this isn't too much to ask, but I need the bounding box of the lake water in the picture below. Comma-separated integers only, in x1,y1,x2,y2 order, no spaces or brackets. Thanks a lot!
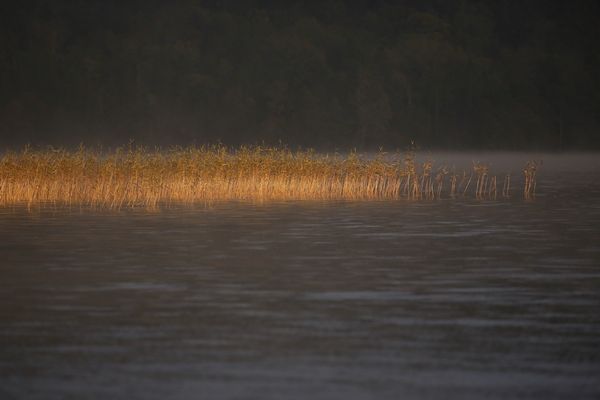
1,153,599,399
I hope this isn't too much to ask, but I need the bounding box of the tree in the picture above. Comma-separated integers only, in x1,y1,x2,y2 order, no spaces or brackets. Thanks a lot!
354,70,392,148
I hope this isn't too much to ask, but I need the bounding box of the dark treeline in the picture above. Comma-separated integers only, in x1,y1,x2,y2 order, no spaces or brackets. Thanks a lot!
1,0,599,150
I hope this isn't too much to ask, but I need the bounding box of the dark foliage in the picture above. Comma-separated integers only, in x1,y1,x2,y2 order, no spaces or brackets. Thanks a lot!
1,0,599,149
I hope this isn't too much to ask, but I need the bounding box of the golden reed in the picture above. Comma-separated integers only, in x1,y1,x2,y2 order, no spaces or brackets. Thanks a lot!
0,145,537,208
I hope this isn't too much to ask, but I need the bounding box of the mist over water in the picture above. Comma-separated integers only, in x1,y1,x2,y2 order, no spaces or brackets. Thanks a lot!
1,153,599,399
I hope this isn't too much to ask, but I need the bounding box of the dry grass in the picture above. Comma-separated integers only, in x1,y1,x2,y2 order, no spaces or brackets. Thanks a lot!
0,145,536,208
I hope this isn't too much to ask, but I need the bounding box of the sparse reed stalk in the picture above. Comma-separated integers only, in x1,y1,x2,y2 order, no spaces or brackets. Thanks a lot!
502,173,511,197
0,146,523,208
449,170,458,197
489,176,497,198
463,171,473,195
523,160,541,199
420,160,433,199
473,161,487,198
434,166,449,199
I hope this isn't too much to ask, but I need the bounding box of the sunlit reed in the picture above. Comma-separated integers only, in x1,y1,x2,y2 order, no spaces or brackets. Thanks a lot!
0,146,537,208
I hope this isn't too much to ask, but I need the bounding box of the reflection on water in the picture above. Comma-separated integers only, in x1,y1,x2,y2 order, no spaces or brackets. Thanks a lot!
0,154,599,399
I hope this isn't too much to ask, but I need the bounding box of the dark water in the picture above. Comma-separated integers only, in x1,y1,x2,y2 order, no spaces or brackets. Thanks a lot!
1,154,599,399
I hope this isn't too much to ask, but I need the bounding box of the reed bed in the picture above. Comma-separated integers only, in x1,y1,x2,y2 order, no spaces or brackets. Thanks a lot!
0,146,538,208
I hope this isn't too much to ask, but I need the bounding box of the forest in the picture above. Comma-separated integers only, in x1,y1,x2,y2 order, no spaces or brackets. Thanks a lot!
1,0,599,149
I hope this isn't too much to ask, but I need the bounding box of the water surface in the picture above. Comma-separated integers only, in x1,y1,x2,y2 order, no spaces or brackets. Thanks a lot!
1,153,599,399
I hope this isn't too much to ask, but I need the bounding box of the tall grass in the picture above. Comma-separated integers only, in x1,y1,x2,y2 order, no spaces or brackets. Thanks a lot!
0,145,537,208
